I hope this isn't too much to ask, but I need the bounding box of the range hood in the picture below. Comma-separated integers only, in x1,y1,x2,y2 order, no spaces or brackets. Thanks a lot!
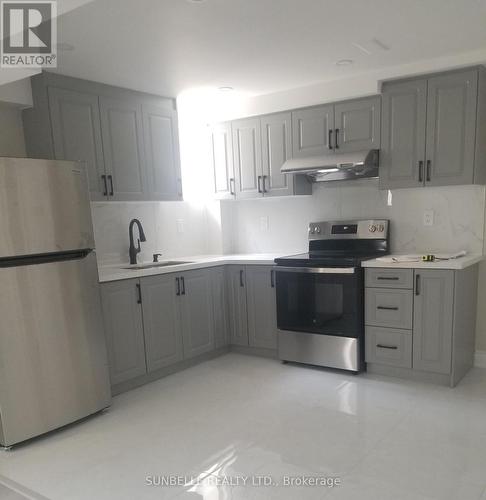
281,149,379,182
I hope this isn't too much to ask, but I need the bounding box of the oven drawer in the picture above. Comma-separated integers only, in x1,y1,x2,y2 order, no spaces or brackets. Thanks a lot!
365,268,413,289
365,288,413,329
365,326,412,368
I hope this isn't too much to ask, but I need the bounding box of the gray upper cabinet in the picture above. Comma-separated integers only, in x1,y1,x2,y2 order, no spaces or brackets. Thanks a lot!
292,104,334,158
232,117,262,199
380,67,486,189
226,266,249,346
180,269,215,359
210,122,235,200
99,97,147,201
246,266,277,349
425,70,478,186
142,104,182,201
140,274,183,372
48,87,107,201
413,270,454,374
380,79,427,189
334,96,381,153
100,279,147,386
211,267,229,348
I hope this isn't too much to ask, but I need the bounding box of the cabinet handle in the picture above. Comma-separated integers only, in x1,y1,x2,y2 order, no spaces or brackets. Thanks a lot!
108,175,114,196
418,160,424,183
136,283,142,304
328,129,333,150
257,175,263,193
377,276,399,281
181,276,186,295
177,178,183,197
262,175,267,193
415,274,421,295
230,178,235,196
426,160,431,182
176,277,180,296
101,175,108,196
270,269,275,288
239,270,244,287
377,306,399,311
376,344,398,350
335,128,340,149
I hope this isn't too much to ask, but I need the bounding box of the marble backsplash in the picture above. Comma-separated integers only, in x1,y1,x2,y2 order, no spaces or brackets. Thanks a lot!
222,180,486,256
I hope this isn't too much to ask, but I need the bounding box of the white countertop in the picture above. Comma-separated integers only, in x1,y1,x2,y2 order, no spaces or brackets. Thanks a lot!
98,253,285,283
362,254,484,270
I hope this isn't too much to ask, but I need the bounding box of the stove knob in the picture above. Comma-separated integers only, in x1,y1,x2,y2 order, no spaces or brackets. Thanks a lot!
378,224,385,232
315,226,321,234
369,224,377,233
309,227,315,234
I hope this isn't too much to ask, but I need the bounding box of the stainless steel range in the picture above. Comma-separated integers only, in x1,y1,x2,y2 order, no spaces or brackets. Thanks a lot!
274,219,389,372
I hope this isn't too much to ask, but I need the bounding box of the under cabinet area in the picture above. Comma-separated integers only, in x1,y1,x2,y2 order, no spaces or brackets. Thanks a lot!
364,266,478,386
23,72,182,202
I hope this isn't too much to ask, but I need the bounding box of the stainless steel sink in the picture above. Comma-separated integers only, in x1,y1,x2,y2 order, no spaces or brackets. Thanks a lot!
119,261,193,270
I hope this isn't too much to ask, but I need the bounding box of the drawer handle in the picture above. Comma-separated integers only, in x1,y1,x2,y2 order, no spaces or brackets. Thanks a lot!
377,276,399,281
377,306,399,311
376,344,398,350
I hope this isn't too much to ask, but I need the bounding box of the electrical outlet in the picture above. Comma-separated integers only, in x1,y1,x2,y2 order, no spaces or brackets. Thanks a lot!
423,209,434,226
260,216,269,232
176,219,185,233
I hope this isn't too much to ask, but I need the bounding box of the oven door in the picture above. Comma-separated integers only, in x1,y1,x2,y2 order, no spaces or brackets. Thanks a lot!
275,266,363,338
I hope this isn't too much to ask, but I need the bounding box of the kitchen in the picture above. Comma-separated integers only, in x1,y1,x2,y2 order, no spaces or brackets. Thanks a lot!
1,1,486,499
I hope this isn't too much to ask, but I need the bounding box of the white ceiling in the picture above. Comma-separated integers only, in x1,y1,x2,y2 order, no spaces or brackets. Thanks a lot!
51,0,486,97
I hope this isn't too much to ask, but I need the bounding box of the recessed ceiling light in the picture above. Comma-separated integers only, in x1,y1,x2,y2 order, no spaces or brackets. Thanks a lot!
335,59,353,66
218,86,234,92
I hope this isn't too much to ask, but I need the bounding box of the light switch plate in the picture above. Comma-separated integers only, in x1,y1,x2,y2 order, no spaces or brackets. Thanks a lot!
260,216,269,232
423,209,434,226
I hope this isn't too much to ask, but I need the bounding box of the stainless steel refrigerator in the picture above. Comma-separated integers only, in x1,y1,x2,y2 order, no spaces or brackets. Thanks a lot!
0,157,111,447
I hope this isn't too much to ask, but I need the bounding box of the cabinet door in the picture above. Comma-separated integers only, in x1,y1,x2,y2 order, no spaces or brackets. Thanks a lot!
379,79,427,189
99,97,147,201
246,266,277,349
142,104,182,201
261,112,293,197
210,122,235,200
140,274,183,372
232,118,263,199
291,105,334,158
425,70,478,186
226,266,249,346
180,269,215,359
413,270,454,374
211,267,229,348
334,96,381,153
48,87,107,201
100,279,146,385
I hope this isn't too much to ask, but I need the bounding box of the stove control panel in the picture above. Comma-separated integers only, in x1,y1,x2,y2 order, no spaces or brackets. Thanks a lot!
309,219,389,240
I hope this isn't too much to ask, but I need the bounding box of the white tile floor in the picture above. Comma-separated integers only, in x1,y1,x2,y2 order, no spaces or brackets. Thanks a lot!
1,353,486,500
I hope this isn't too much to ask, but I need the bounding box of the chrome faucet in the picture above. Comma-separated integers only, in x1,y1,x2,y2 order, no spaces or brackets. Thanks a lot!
128,219,146,265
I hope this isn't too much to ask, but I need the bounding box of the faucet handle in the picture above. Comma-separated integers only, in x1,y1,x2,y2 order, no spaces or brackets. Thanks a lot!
153,253,163,263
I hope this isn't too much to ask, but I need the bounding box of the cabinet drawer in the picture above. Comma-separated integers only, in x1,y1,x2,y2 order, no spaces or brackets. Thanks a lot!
365,268,414,289
365,288,413,329
365,326,412,368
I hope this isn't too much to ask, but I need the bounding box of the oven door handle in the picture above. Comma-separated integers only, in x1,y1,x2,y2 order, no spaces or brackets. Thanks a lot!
275,266,355,274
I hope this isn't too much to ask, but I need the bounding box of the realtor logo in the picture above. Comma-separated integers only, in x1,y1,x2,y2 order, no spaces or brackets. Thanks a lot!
1,1,57,68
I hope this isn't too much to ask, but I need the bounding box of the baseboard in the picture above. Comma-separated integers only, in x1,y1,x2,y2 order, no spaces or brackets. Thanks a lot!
474,350,486,368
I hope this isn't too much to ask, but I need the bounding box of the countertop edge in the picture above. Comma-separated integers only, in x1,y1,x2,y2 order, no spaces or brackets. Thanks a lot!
361,254,484,270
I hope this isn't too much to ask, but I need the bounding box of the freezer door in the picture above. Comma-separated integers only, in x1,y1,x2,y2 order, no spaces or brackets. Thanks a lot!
0,252,111,446
0,157,95,259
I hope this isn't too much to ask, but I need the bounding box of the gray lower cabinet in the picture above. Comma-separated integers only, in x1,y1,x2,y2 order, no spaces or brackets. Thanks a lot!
333,96,381,153
142,104,182,201
226,266,249,346
209,122,235,200
246,266,277,349
140,274,183,372
211,267,229,348
48,87,107,201
180,269,215,359
413,270,454,374
100,279,147,385
380,67,486,189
